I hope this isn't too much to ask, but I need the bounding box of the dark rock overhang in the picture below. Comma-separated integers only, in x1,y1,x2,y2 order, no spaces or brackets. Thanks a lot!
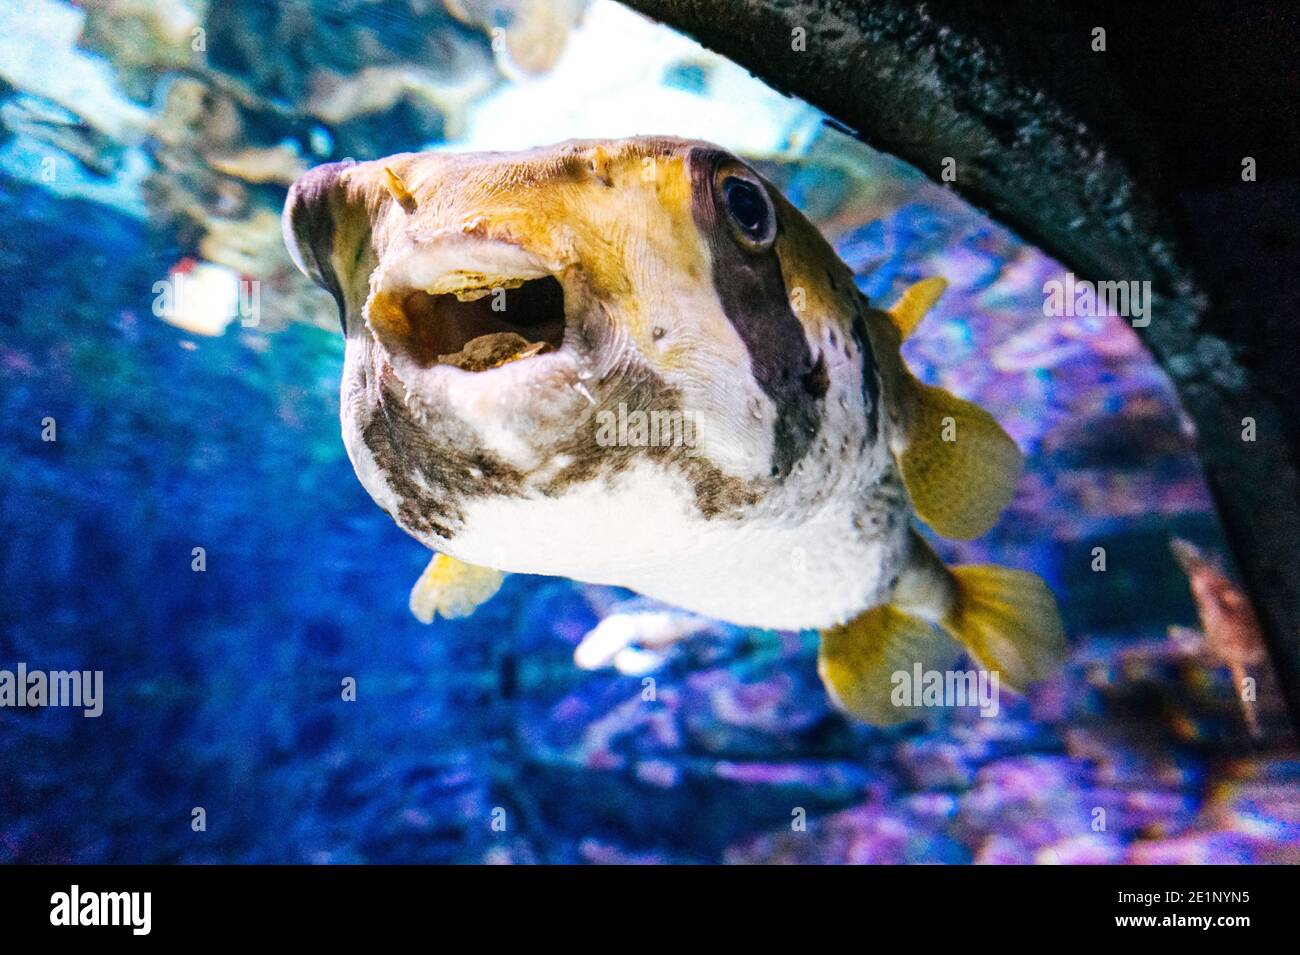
624,0,1300,730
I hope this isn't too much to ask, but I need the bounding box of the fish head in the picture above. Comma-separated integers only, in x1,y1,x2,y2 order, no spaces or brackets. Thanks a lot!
282,137,879,550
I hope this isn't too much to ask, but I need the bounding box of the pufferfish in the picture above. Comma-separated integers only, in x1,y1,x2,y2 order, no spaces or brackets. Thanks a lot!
282,136,1066,723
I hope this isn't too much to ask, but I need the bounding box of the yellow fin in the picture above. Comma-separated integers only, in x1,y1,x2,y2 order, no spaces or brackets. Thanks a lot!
939,565,1066,691
888,277,947,340
383,165,417,214
898,378,1022,539
818,604,962,725
409,553,504,623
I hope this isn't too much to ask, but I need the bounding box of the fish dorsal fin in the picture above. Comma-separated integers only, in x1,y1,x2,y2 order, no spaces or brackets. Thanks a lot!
896,378,1023,539
409,553,504,622
888,277,947,340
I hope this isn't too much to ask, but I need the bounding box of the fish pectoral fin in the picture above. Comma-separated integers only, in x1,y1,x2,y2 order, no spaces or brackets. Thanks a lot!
939,564,1066,691
881,276,1021,539
888,277,947,341
896,377,1023,539
409,553,505,623
818,604,962,725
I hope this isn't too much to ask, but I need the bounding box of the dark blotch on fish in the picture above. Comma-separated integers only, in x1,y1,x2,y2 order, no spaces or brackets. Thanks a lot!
361,382,527,541
688,146,823,480
850,299,880,444
283,159,356,331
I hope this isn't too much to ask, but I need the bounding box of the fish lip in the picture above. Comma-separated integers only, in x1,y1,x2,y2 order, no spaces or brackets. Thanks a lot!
373,236,571,300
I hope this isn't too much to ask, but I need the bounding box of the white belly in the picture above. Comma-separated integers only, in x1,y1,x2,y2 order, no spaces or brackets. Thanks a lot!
445,457,907,631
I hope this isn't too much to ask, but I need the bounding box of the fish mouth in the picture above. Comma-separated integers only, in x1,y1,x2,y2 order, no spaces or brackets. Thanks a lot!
367,240,577,376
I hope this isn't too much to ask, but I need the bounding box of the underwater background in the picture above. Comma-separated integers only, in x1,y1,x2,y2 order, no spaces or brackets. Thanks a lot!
1,0,1297,863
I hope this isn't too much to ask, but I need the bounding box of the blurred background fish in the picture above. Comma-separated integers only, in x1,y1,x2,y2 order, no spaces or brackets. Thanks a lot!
1169,538,1270,738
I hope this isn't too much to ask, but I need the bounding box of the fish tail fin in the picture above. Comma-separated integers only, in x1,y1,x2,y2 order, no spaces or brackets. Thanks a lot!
409,553,505,623
895,376,1023,539
938,564,1066,691
818,604,961,725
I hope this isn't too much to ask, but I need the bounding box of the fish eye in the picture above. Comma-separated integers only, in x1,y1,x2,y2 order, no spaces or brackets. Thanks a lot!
717,172,776,250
